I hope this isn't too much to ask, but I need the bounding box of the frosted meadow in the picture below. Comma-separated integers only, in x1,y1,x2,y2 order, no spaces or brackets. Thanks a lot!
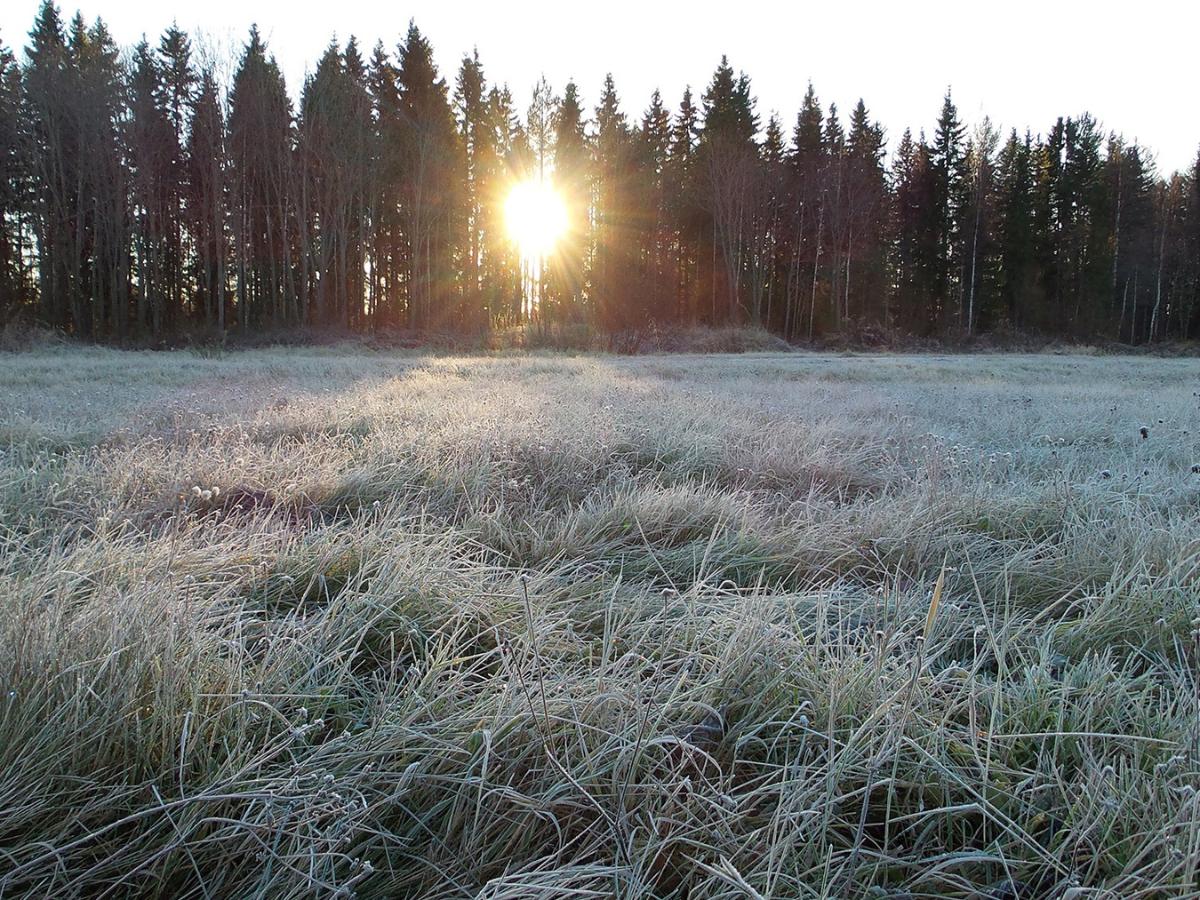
1,347,1199,897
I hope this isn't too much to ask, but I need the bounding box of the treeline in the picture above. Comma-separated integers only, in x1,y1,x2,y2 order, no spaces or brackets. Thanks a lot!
1,2,1198,344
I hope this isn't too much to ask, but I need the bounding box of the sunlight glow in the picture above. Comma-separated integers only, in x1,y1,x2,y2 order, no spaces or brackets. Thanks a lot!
504,179,568,260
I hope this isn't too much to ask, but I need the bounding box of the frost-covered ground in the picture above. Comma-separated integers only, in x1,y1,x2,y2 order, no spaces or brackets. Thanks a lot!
1,348,1198,897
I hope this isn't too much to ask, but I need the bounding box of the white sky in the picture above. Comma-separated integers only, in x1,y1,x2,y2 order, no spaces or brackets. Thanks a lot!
3,0,1197,173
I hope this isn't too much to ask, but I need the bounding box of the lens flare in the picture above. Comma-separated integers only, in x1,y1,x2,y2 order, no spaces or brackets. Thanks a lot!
504,180,568,259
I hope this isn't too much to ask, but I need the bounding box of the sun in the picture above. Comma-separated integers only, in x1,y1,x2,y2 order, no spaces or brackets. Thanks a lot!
504,179,568,259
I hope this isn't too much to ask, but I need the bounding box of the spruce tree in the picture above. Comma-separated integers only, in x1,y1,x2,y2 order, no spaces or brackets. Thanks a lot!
67,14,129,338
130,38,174,333
522,75,557,325
1185,148,1200,337
396,22,460,330
961,117,999,333
157,24,193,321
228,25,293,328
24,1,74,329
666,87,699,321
0,32,25,319
486,84,526,324
698,57,758,322
367,40,401,325
454,50,487,322
790,83,823,338
822,102,846,329
753,112,786,326
930,90,965,329
636,89,672,320
185,67,226,330
845,99,888,327
591,73,631,329
995,129,1037,329
7,4,1200,344
1059,114,1104,333
1032,118,1065,329
549,79,586,322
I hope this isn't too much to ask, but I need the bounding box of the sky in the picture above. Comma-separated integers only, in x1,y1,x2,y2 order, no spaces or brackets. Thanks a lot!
3,0,1198,173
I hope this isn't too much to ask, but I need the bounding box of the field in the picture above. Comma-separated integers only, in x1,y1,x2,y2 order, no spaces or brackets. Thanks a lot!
1,347,1199,898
